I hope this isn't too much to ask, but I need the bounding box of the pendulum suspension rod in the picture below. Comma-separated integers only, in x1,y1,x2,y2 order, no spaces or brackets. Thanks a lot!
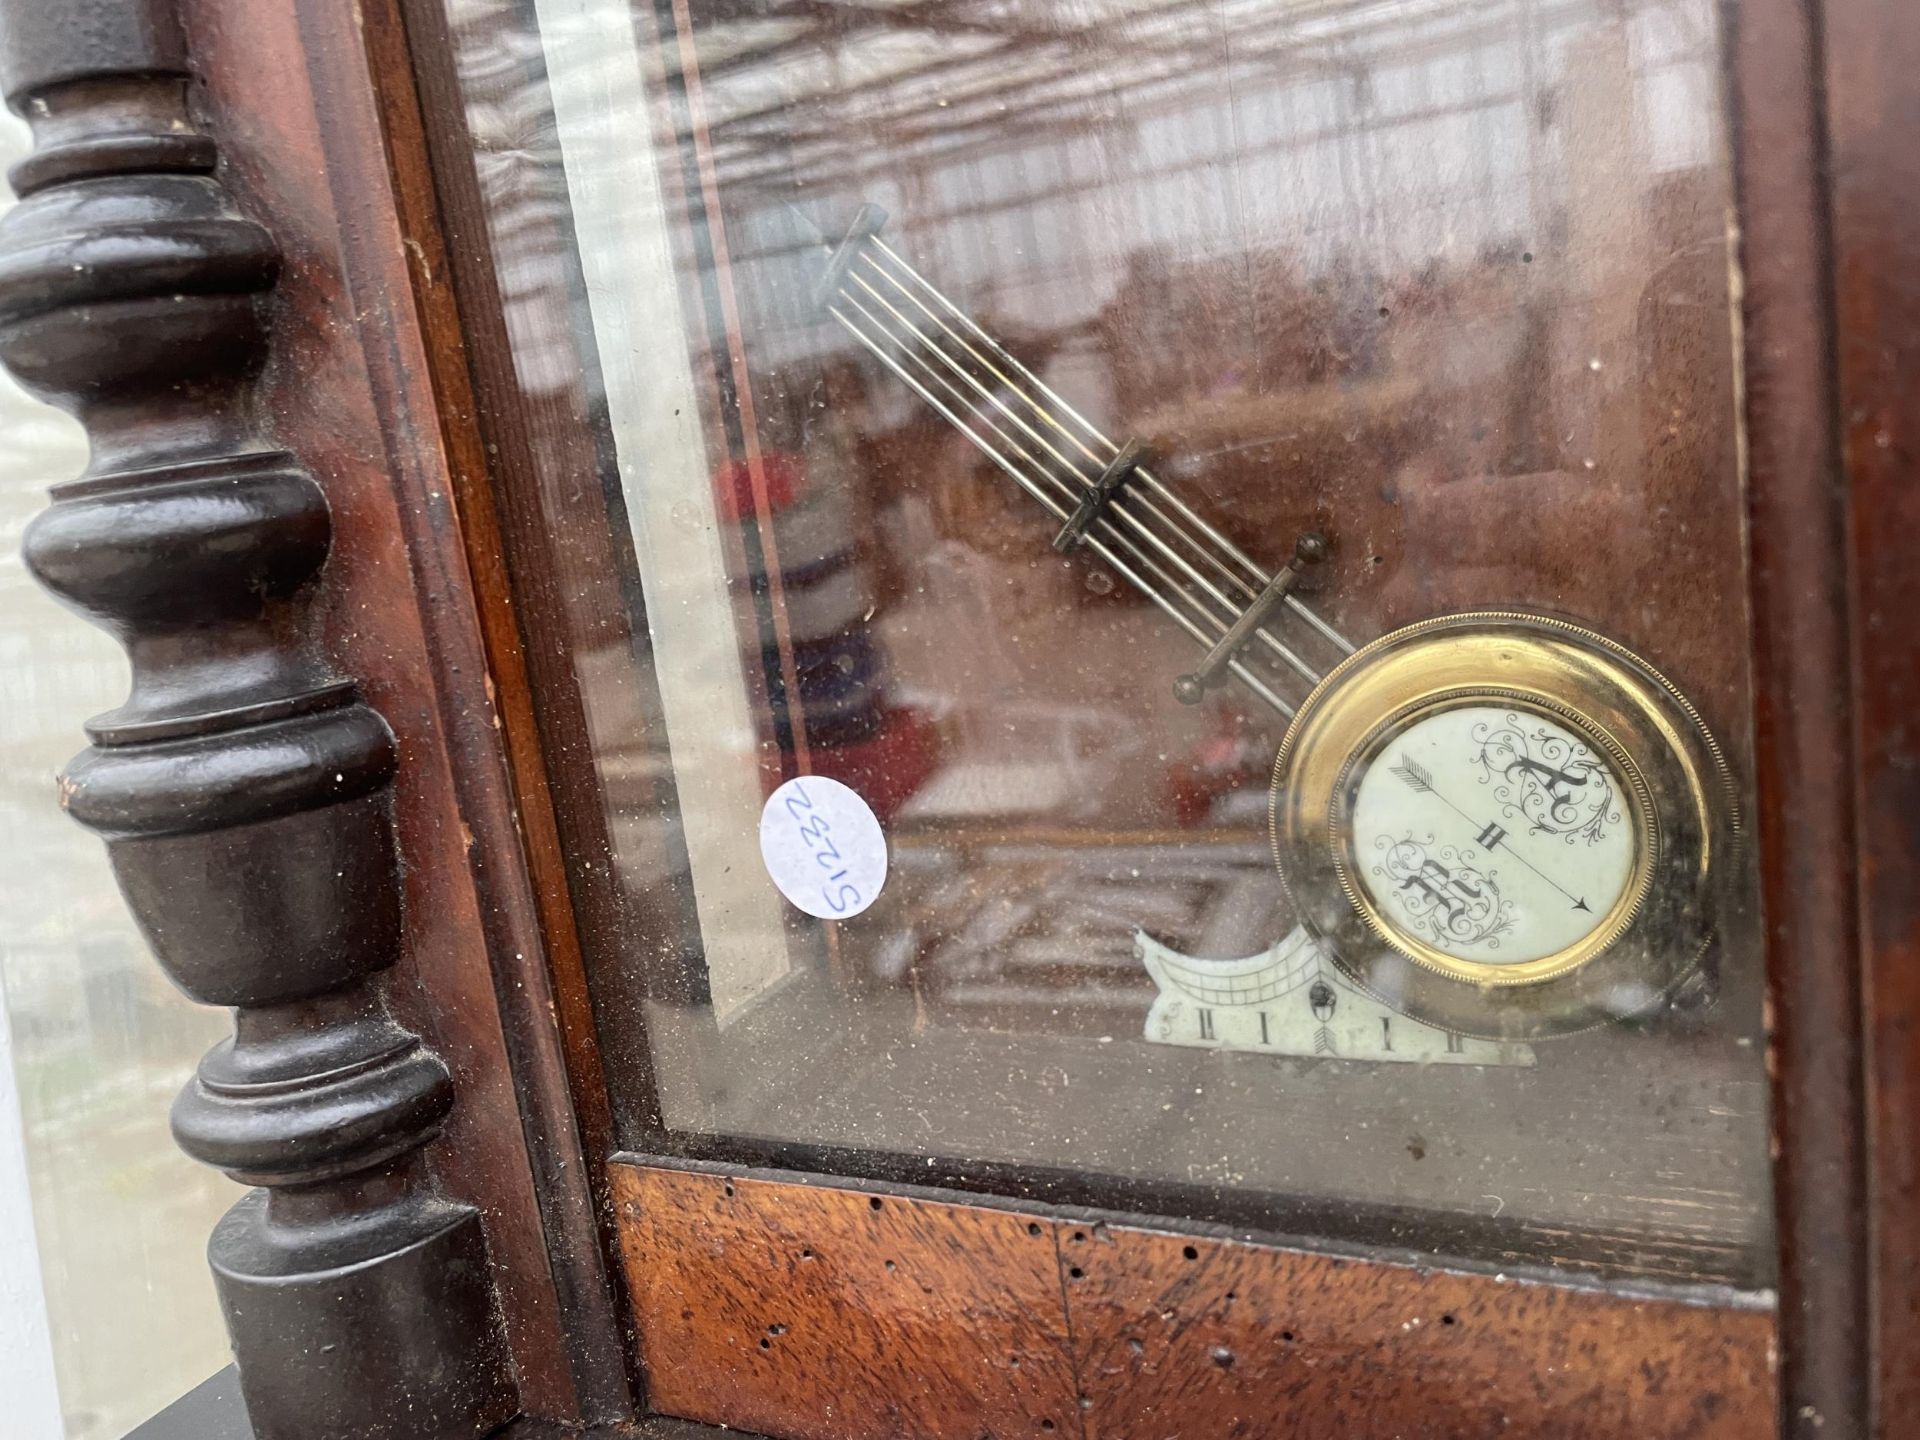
810,206,1356,718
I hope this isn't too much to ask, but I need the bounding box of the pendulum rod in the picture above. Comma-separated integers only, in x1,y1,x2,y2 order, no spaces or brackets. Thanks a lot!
828,294,1297,718
817,208,1284,643
870,236,1357,661
833,284,1250,661
829,281,1318,718
839,264,1324,689
809,208,1360,718
857,251,1263,607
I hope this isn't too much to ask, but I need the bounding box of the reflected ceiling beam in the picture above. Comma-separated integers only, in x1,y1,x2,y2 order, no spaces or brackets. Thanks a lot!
706,0,1611,195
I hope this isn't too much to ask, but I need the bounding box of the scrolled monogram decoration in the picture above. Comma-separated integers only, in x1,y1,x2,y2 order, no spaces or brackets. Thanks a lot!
1372,832,1516,949
1472,713,1621,843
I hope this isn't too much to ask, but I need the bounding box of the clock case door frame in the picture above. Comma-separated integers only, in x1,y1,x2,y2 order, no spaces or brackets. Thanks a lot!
171,0,1911,1432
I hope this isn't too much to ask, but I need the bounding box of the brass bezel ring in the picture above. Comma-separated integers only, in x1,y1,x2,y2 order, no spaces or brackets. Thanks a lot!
1269,612,1738,1040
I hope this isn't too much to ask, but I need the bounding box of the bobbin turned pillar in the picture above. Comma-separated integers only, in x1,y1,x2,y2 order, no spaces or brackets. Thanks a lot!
0,1,516,1435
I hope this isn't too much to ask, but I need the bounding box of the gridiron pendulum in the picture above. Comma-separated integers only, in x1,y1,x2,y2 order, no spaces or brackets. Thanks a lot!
1173,531,1329,705
799,203,1358,724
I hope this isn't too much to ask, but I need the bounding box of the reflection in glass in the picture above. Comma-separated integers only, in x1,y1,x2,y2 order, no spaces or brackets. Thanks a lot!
447,0,1767,1288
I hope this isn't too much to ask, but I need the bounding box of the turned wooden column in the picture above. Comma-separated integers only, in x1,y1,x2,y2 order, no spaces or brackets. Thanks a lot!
0,1,515,1435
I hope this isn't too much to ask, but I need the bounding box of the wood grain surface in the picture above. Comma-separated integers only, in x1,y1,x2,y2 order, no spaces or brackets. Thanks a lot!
1819,0,1920,1433
1068,1221,1770,1440
180,0,620,1417
614,1162,1081,1440
613,1161,1775,1440
1727,1,1867,1435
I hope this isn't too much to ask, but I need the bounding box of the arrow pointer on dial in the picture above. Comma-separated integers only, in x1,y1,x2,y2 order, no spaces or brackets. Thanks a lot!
1389,757,1590,911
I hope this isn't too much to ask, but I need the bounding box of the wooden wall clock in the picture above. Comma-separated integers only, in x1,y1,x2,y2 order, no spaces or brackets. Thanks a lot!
0,0,1911,1437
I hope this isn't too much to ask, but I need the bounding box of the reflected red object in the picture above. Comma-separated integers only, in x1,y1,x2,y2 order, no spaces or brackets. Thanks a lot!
1167,721,1270,827
714,450,806,521
798,705,940,823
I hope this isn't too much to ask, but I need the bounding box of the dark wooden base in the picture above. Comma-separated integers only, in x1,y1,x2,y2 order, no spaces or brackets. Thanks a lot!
212,1192,514,1440
128,1370,256,1440
126,1369,742,1440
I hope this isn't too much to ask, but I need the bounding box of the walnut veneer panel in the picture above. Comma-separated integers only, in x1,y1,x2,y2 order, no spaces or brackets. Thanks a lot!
612,1163,1082,1438
613,1162,1775,1439
1070,1220,1774,1439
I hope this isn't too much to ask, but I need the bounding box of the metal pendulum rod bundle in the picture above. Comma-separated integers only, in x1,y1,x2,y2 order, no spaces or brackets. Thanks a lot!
811,204,1355,720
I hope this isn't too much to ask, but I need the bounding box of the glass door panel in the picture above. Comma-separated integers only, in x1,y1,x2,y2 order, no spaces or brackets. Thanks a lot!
441,0,1768,1288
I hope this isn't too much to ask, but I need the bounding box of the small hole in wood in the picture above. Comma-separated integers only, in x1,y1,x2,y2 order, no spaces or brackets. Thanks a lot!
1225,1291,1237,1302
885,1260,897,1272
801,1248,814,1260
1008,1355,1021,1368
769,1324,786,1335
1069,1266,1084,1279
1027,1222,1043,1237
1040,1421,1055,1432
1441,1314,1456,1326
1281,1330,1295,1343
870,1196,883,1211
724,1184,735,1197
1071,1230,1086,1243
1182,1245,1199,1261
759,1338,770,1350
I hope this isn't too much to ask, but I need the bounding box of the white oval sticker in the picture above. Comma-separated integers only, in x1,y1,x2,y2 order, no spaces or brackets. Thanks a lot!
758,776,887,919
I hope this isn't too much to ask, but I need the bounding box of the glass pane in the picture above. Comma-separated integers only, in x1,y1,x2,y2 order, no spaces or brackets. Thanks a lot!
442,0,1768,1287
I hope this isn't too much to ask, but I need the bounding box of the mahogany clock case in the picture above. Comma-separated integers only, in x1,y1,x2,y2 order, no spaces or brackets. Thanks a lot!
94,0,1902,1433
